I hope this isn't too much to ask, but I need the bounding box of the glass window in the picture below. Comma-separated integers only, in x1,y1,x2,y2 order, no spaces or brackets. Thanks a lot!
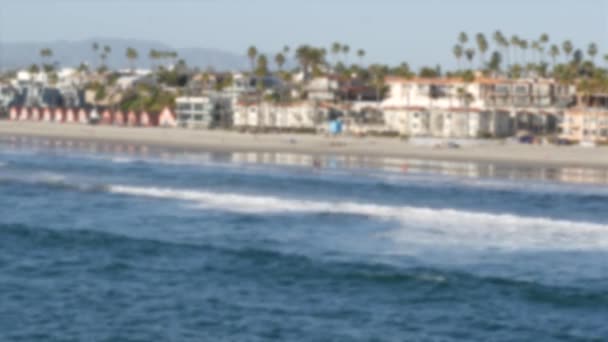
193,104,204,111
177,103,191,111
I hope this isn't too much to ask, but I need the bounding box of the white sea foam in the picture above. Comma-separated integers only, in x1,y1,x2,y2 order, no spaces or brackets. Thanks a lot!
109,185,608,252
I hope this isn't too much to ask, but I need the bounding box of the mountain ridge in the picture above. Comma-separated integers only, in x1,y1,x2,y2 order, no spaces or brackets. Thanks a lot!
0,38,249,71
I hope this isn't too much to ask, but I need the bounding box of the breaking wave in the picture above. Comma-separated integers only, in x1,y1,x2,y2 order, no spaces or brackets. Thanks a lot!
109,185,608,252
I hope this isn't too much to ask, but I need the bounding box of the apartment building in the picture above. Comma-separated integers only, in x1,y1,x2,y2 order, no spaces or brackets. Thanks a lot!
381,76,574,138
560,94,608,144
234,101,328,131
175,96,232,128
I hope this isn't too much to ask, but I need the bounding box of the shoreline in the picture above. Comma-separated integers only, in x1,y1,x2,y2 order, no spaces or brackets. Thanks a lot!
1,122,608,169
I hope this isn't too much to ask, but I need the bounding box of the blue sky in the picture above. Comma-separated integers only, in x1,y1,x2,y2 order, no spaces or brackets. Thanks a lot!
1,0,607,68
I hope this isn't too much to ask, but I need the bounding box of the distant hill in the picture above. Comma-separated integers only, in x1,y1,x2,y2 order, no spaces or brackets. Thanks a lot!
0,38,249,72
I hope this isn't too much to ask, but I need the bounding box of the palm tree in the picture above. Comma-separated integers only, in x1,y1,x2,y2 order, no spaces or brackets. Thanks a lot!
493,30,509,67
531,41,541,63
453,45,464,71
28,64,40,75
488,51,502,73
520,40,529,65
369,64,387,105
126,47,138,73
356,49,366,66
331,42,341,66
539,33,549,63
78,62,89,73
342,44,350,66
102,45,111,68
275,52,286,71
459,32,468,46
255,54,268,78
149,49,160,70
562,40,573,63
92,42,99,68
465,48,475,70
296,45,311,78
475,33,488,68
510,35,520,64
587,43,598,64
39,48,53,68
247,46,258,73
549,45,560,69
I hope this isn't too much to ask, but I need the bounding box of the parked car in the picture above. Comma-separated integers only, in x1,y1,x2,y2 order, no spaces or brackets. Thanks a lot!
518,135,534,144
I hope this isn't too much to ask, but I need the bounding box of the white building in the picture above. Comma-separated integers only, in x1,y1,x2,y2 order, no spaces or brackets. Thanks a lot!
381,76,573,138
234,101,327,131
304,76,339,101
175,96,231,128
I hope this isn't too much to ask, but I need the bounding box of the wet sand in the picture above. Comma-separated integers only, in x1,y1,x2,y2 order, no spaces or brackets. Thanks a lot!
1,121,607,168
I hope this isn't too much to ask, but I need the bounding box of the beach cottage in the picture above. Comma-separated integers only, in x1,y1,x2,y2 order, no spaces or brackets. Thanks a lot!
31,107,40,121
127,111,138,126
114,110,125,126
101,110,112,125
43,108,52,122
140,111,151,127
78,108,88,124
19,107,29,121
66,108,76,123
9,107,18,121
54,108,64,123
158,107,177,127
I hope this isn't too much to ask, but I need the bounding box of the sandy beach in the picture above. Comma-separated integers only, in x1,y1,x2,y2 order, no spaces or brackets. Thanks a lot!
1,121,607,168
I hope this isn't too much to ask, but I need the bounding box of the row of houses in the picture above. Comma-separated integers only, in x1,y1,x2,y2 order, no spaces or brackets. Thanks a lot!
7,106,177,127
233,101,333,131
383,107,512,138
380,76,574,138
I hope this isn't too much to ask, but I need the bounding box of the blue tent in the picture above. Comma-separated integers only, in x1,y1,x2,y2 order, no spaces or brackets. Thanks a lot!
329,120,343,134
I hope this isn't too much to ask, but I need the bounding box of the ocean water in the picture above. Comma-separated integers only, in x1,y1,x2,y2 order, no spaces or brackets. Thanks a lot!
1,137,608,341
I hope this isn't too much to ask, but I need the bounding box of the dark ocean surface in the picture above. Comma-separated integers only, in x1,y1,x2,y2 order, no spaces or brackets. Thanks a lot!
1,137,607,341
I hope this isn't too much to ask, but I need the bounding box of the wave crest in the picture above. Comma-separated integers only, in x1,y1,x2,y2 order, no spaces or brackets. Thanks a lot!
108,185,608,252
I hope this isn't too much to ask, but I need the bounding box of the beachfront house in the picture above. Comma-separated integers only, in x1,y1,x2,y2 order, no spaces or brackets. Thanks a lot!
43,108,52,122
9,107,18,120
560,94,608,144
78,108,88,124
19,107,29,121
382,106,431,136
66,108,75,123
158,107,178,127
305,76,339,101
175,96,231,128
140,111,151,127
233,101,327,132
54,108,64,123
381,75,574,138
31,107,40,121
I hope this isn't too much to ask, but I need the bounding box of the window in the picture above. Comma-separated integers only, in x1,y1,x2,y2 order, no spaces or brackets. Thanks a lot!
193,104,204,111
177,103,191,111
